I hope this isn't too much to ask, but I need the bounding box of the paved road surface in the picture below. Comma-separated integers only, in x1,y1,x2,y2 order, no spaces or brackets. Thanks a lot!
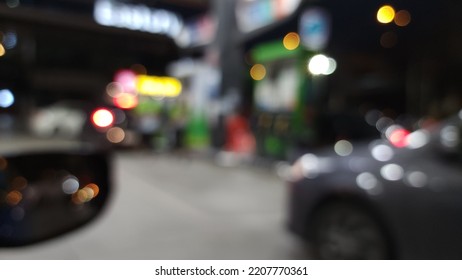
0,151,310,259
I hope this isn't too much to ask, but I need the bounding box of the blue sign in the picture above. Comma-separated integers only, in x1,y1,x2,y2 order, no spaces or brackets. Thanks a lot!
299,8,331,51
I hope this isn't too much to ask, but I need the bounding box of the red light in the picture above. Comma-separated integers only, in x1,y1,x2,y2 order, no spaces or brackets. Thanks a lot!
389,128,410,148
91,108,114,128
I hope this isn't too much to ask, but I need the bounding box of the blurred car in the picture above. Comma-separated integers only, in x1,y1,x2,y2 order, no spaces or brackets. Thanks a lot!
286,112,462,259
29,101,87,139
29,100,140,147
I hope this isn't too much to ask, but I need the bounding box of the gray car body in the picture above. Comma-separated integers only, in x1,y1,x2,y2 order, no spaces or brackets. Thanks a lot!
287,117,462,259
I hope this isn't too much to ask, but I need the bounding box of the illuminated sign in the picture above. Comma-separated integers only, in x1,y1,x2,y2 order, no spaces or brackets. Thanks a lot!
136,75,182,98
94,0,183,38
299,8,331,51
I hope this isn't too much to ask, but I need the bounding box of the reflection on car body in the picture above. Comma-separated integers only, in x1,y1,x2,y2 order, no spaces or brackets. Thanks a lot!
287,112,462,259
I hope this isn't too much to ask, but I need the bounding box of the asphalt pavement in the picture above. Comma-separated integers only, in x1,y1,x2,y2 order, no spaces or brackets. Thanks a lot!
0,150,310,259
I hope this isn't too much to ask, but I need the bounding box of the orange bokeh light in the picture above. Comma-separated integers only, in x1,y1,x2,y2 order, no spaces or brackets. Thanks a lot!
113,93,138,109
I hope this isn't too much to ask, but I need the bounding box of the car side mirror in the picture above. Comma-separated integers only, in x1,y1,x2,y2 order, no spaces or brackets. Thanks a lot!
0,151,111,246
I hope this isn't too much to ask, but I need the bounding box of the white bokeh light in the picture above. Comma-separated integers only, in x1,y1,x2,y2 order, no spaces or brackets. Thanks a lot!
380,164,404,181
62,176,80,194
308,54,337,75
356,172,379,190
407,130,430,149
405,171,428,188
0,89,14,108
441,125,459,148
334,140,353,156
371,144,394,162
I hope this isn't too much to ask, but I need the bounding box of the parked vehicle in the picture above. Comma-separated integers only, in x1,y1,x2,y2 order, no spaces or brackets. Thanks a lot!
29,100,140,148
287,113,462,259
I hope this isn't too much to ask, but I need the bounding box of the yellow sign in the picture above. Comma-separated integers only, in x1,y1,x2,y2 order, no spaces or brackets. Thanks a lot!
136,75,182,97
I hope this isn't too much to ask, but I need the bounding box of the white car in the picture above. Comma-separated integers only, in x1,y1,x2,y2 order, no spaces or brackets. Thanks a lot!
29,101,87,139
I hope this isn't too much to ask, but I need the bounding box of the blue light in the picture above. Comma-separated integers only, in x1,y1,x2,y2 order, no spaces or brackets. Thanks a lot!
0,89,14,108
3,32,18,49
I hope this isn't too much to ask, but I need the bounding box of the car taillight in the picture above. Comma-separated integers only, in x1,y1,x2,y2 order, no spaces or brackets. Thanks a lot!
386,125,410,148
91,108,114,129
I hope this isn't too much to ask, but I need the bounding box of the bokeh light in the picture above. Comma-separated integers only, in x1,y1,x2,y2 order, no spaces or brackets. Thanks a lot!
3,31,17,49
356,172,379,191
325,58,337,75
407,130,430,149
76,189,91,203
6,190,22,206
371,144,394,162
300,153,320,179
106,82,124,98
113,93,138,109
106,127,126,143
11,176,27,190
0,44,5,57
84,183,100,198
356,172,383,195
376,117,394,132
82,187,94,200
308,54,337,75
440,125,459,148
334,140,353,156
405,171,428,188
0,89,14,108
114,69,137,93
386,126,410,148
250,64,266,81
394,10,411,27
91,108,114,128
380,31,398,48
283,32,300,50
365,110,383,126
62,176,80,195
380,163,404,181
377,5,395,24
72,184,99,204
308,55,329,75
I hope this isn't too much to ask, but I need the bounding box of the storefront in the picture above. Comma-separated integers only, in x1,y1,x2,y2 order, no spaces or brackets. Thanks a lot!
241,0,462,160
168,58,220,150
249,39,311,158
237,0,315,159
